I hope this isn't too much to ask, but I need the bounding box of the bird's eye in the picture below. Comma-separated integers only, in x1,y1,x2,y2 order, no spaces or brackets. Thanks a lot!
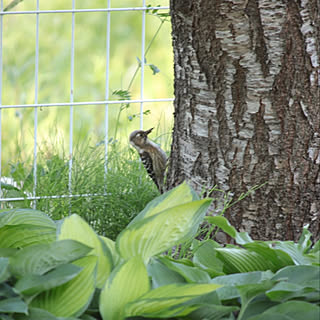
136,133,141,137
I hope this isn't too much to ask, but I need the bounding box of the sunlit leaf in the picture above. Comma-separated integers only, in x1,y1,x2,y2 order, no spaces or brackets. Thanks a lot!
117,198,211,261
0,208,56,248
215,248,273,273
0,225,56,248
58,214,113,288
243,242,294,272
128,181,200,225
124,283,222,318
99,256,150,320
0,208,55,228
30,255,97,318
17,307,80,320
100,235,121,266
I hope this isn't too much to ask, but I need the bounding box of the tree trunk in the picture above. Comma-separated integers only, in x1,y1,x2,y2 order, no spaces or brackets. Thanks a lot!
167,0,320,241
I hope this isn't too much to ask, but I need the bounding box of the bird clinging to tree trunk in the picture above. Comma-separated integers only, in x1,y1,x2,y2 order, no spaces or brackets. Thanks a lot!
129,128,167,193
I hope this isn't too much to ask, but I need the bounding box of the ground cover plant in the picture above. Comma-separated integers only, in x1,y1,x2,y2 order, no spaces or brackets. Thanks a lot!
0,182,319,320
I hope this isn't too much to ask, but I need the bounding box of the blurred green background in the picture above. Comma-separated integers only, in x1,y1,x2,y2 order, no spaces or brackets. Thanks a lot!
1,0,173,175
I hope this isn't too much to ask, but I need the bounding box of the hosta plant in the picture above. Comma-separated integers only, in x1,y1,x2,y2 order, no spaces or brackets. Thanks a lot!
0,182,319,320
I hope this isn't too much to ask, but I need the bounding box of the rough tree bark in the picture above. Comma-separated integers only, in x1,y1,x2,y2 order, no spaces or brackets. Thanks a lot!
167,0,320,241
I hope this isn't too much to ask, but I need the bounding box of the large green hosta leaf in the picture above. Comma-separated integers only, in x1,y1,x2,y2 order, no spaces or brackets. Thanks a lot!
30,255,97,318
147,257,186,288
124,283,222,318
215,248,277,273
128,181,200,226
211,273,277,320
99,256,150,320
10,240,91,277
272,265,320,290
211,271,274,301
0,225,56,248
58,214,113,288
0,208,55,228
266,265,320,302
117,198,211,261
236,280,277,319
0,209,56,248
17,307,80,320
247,301,320,320
100,236,121,266
243,242,294,272
192,239,225,277
188,304,240,320
14,264,82,296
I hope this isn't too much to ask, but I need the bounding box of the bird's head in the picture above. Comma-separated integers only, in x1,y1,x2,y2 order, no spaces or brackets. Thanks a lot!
129,128,154,149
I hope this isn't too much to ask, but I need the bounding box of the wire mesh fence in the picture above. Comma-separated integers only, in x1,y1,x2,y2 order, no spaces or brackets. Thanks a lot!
0,0,173,209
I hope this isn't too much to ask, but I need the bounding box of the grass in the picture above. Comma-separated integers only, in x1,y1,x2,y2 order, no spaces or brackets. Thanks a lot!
3,138,160,240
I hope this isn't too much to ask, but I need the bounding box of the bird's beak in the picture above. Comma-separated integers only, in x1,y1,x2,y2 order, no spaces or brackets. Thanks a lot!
145,128,154,135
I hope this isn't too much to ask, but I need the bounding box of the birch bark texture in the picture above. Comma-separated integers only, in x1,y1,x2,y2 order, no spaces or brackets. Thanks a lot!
167,0,320,241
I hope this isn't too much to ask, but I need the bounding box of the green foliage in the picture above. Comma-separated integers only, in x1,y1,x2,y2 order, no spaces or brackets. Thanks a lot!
117,198,211,262
9,240,91,277
0,183,319,320
99,256,150,320
0,208,56,248
57,214,113,288
1,140,159,240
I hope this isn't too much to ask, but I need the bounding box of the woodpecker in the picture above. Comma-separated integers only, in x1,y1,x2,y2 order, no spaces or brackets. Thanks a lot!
129,128,167,193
